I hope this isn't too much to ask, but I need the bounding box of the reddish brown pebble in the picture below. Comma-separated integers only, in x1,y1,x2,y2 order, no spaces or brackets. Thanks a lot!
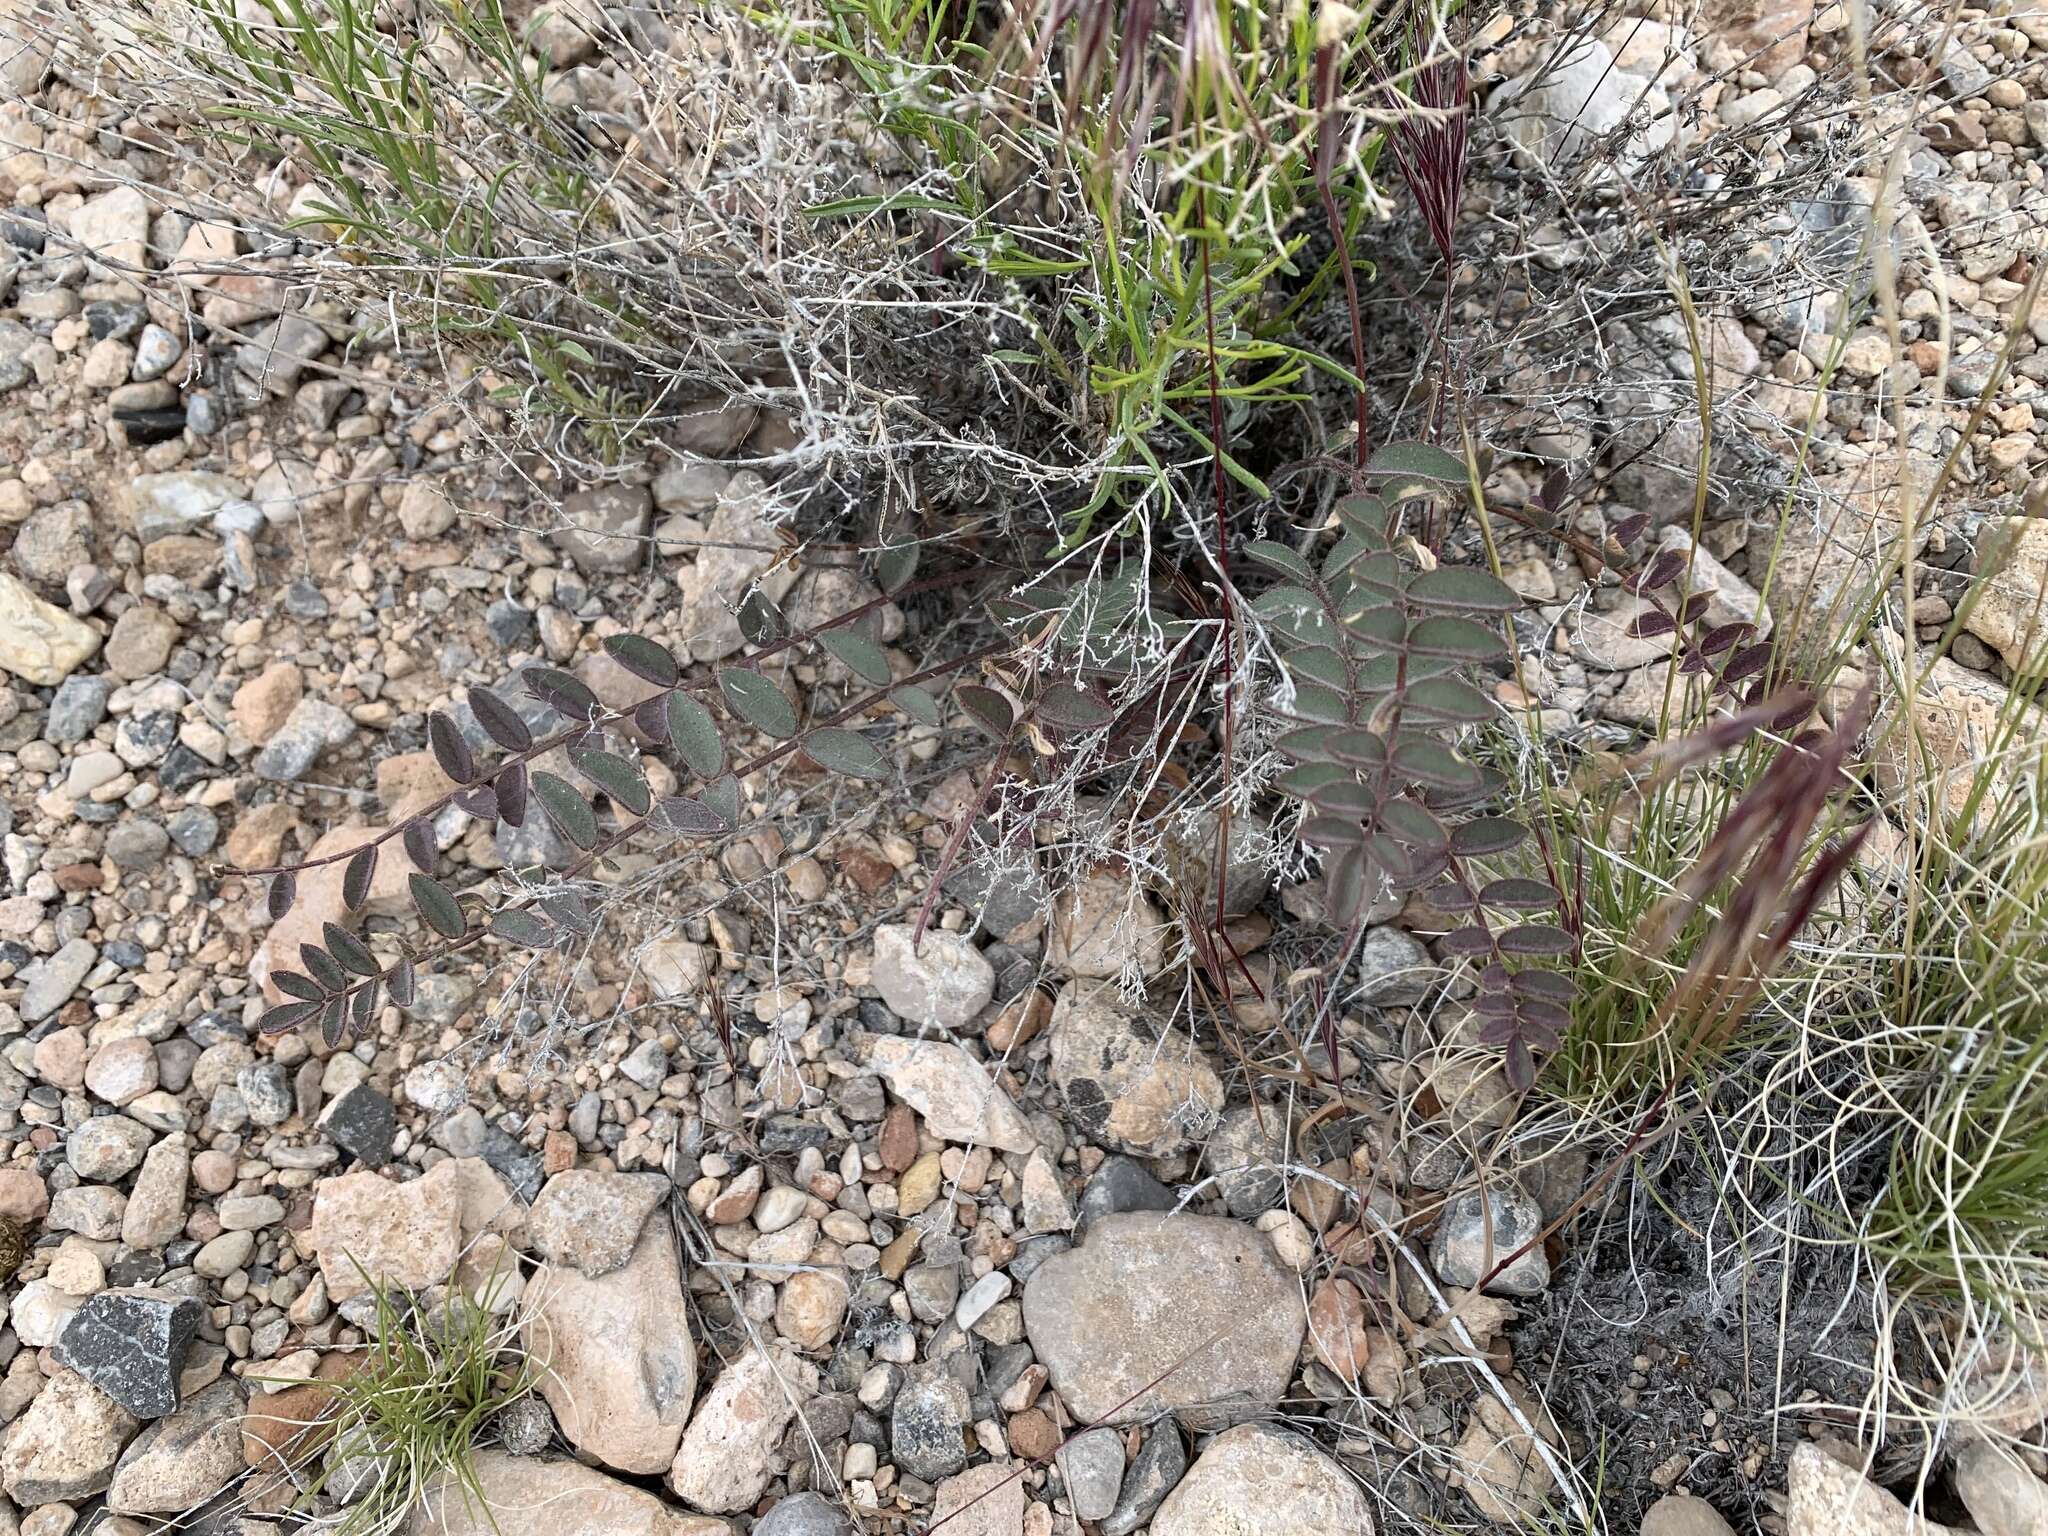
878,1103,919,1173
1007,1408,1060,1462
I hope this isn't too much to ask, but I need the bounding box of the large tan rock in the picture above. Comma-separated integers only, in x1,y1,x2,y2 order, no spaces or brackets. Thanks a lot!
1871,655,2046,828
524,1221,696,1474
668,1346,816,1513
411,1451,728,1536
1150,1423,1374,1536
1966,515,2048,674
1020,1213,1303,1426
1785,1442,1969,1536
308,1162,463,1302
1046,982,1223,1157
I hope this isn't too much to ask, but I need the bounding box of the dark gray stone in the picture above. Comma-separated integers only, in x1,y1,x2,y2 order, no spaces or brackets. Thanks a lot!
51,1286,203,1417
321,1081,395,1168
236,1061,294,1127
1076,1156,1177,1234
485,599,532,648
889,1365,968,1482
493,1393,554,1456
1101,1419,1186,1536
165,806,220,856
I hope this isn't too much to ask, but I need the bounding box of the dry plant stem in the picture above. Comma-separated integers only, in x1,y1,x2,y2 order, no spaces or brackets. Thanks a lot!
245,568,987,882
289,639,1010,1013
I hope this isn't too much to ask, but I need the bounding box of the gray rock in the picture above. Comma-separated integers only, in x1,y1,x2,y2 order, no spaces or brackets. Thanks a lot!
48,1184,129,1239
132,324,183,382
1075,1156,1177,1235
235,312,330,392
1102,1420,1186,1536
1048,981,1224,1157
1022,1213,1304,1426
21,937,96,1024
124,472,248,545
890,1365,969,1481
67,1115,154,1181
756,1492,856,1536
106,818,170,870
492,1396,554,1457
1149,1422,1376,1536
252,697,355,782
1060,1426,1127,1522
51,1287,203,1417
902,1262,962,1325
526,1169,670,1278
1491,39,1673,171
45,675,111,743
1641,1493,1736,1536
553,484,651,574
619,1037,668,1089
1955,1440,2048,1536
1429,1186,1550,1296
106,1377,244,1514
1205,1104,1287,1218
1356,926,1434,1006
237,1061,294,1126
321,1080,396,1167
165,806,220,856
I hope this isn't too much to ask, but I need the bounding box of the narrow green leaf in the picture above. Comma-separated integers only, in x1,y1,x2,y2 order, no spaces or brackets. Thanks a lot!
523,666,599,721
820,630,894,687
275,970,326,1003
1403,677,1496,725
1302,816,1365,850
1481,878,1560,911
1497,923,1575,956
323,922,380,979
1392,737,1484,792
656,796,730,836
530,771,599,848
666,693,725,780
300,944,347,993
805,727,888,779
1452,818,1528,856
1380,796,1449,851
1334,495,1390,540
1286,647,1350,691
409,874,467,939
1289,682,1351,725
1307,779,1374,817
1277,762,1352,797
570,747,652,817
260,1001,319,1036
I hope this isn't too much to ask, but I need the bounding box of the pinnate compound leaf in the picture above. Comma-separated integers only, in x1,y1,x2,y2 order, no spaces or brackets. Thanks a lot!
1480,878,1560,911
718,669,797,739
409,874,467,939
469,686,533,751
804,727,888,779
1402,677,1495,725
666,693,725,780
1037,682,1115,731
1392,737,1483,791
571,748,652,816
819,630,894,687
387,956,417,1008
320,998,346,1049
603,632,679,687
428,711,474,785
267,872,295,922
1243,539,1315,583
530,771,599,848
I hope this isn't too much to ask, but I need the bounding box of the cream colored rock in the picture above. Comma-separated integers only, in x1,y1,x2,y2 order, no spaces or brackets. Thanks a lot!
524,1221,695,1474
1872,655,2046,829
411,1450,729,1536
668,1346,817,1513
1785,1442,1970,1536
932,1461,1027,1536
1966,515,2048,673
1449,1389,1561,1523
0,571,102,686
308,1162,463,1302
1046,982,1222,1157
864,1037,1036,1154
1150,1423,1374,1536
1048,869,1169,979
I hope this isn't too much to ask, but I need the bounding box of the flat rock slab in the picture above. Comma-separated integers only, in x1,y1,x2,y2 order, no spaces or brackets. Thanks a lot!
865,1037,1036,1154
411,1451,728,1536
309,1162,463,1302
52,1287,203,1418
527,1169,670,1277
1021,1212,1304,1425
